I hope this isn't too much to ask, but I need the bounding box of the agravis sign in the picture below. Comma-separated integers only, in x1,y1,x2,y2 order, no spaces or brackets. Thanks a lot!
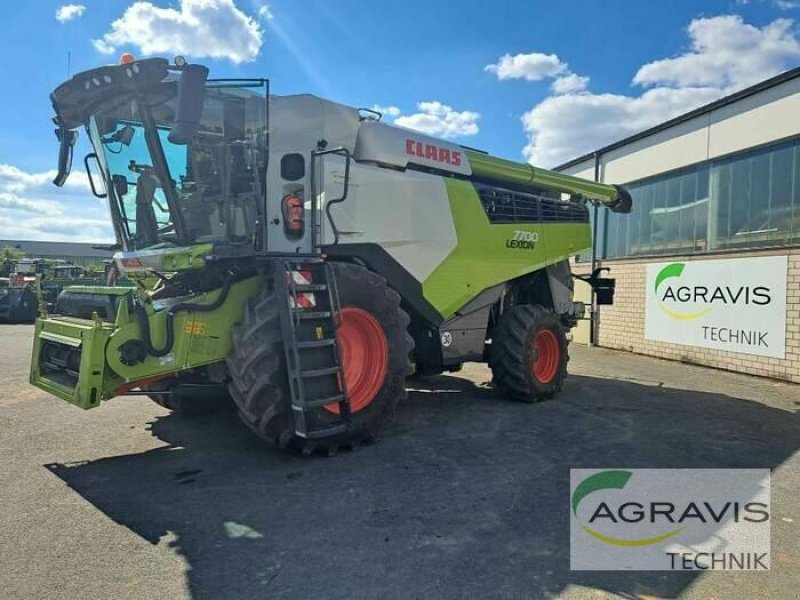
644,256,787,358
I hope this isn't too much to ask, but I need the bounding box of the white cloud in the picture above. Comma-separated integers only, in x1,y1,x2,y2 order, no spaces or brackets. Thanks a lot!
56,4,86,23
518,15,800,167
633,16,800,89
774,0,800,10
551,73,590,95
92,0,263,64
93,39,116,55
0,165,112,243
0,165,89,195
393,101,480,138
485,52,566,81
371,104,401,117
257,5,273,20
486,50,589,96
0,194,63,216
522,87,724,167
0,214,113,243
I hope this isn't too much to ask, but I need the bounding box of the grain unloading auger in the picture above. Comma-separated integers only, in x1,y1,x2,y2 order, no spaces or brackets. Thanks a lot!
30,56,631,453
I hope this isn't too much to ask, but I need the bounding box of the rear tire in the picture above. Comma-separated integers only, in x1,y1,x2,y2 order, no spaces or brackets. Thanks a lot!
490,304,568,402
226,262,412,453
7,288,38,323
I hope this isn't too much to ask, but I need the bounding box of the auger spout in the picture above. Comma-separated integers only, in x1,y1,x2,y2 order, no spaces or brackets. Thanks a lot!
465,151,632,213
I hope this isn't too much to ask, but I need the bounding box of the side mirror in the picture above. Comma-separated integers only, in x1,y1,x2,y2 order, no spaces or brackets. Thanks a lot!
98,117,118,136
53,126,78,187
168,64,209,145
101,125,135,147
112,174,129,198
114,125,135,147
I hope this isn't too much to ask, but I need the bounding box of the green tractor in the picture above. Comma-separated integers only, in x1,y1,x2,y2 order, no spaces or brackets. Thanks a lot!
30,56,631,453
1,259,42,324
0,259,108,323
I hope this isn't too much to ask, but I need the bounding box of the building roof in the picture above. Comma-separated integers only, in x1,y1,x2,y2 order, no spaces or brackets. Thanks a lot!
555,65,800,172
0,240,114,258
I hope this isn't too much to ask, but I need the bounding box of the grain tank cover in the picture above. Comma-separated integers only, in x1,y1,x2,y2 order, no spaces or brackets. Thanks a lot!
353,120,472,176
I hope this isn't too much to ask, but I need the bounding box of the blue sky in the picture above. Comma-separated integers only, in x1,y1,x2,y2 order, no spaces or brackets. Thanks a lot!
2,0,800,241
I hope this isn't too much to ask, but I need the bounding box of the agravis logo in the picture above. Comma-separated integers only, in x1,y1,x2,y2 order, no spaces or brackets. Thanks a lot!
645,257,787,359
654,262,771,321
571,470,682,547
570,469,771,571
654,263,711,320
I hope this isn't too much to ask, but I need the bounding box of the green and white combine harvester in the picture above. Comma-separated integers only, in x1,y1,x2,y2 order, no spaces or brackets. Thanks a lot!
30,56,631,453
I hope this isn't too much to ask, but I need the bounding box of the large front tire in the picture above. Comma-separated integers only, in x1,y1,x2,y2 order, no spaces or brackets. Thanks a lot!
226,263,412,453
490,304,568,402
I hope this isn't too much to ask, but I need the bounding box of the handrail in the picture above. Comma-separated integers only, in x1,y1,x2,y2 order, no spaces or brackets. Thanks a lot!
310,146,352,248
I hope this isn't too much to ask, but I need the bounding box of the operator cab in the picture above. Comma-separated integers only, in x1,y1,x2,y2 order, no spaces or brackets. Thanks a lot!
51,56,268,254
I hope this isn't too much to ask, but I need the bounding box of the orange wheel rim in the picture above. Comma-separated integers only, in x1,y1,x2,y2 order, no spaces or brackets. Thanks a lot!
325,307,388,414
531,329,559,384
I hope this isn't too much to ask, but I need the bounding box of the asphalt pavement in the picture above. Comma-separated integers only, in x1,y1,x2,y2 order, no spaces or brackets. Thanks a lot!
1,323,798,599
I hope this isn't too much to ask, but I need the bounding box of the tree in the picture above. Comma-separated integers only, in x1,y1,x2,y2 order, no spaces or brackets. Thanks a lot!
0,246,25,277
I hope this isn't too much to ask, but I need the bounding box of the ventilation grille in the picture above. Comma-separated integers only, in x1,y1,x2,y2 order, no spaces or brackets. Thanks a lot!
476,184,589,224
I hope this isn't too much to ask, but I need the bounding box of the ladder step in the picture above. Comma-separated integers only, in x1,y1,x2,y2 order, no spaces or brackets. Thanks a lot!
292,310,332,320
301,366,341,378
296,338,337,349
304,393,346,409
293,283,328,292
302,422,349,439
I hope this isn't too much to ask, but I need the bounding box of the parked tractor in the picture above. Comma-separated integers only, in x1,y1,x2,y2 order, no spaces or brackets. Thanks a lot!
0,259,107,323
30,56,631,453
1,260,41,323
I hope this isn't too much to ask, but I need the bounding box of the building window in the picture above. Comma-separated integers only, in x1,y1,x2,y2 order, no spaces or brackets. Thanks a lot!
711,140,798,250
603,163,710,258
599,137,799,259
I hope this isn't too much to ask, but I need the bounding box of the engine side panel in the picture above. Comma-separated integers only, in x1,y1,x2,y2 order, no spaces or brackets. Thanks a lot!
319,155,458,283
322,158,591,322
422,178,592,320
353,120,472,176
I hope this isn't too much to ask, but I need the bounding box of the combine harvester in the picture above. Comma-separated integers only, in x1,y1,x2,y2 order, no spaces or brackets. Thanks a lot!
30,56,631,453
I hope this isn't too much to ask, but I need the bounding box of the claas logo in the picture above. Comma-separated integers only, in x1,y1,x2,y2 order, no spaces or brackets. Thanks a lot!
405,139,462,166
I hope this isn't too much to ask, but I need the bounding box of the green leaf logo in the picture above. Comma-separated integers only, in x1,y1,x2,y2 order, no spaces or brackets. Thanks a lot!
572,470,683,547
572,470,632,516
654,263,685,293
654,262,712,321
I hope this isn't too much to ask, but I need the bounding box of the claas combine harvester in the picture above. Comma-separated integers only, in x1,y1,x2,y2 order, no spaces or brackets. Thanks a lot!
29,56,631,454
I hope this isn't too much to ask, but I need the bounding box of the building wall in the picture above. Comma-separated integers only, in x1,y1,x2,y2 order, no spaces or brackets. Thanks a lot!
575,248,800,384
562,76,800,185
559,75,800,382
0,240,112,269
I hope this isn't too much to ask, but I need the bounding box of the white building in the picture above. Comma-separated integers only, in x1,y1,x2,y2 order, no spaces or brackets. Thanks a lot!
557,67,800,383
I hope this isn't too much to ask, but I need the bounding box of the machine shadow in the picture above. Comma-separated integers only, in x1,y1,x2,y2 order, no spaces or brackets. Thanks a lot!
46,373,799,599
